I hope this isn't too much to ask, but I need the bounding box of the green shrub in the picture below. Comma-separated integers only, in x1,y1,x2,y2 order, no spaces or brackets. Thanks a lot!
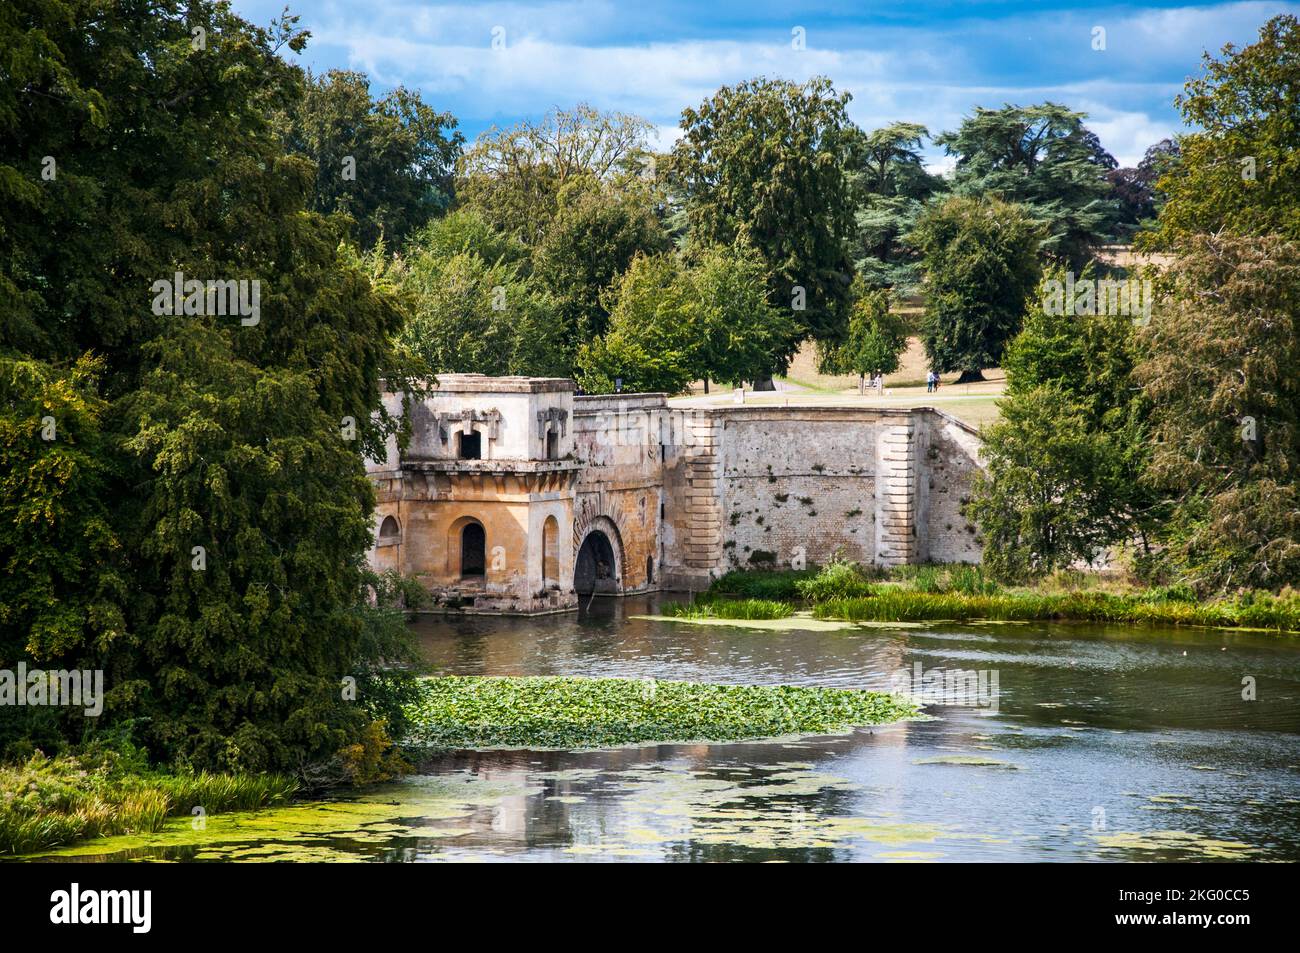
0,749,297,856
795,559,875,601
814,589,1300,631
709,568,817,600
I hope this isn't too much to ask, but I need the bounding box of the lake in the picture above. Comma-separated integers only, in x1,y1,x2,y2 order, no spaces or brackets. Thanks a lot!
35,594,1300,862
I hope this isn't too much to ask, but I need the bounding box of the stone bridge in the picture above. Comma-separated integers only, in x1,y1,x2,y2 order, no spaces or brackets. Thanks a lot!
366,375,983,613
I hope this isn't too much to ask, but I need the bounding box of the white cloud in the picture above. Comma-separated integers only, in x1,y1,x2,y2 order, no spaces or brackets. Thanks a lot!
292,0,1292,161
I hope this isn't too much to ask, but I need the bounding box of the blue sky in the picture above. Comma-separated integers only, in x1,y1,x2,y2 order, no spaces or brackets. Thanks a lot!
231,0,1299,167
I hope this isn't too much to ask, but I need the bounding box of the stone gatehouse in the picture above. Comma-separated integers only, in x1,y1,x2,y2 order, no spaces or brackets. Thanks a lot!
366,374,984,614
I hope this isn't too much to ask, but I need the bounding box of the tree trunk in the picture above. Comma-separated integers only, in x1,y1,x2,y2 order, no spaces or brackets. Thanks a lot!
858,373,865,395
753,376,776,392
955,369,986,384
703,378,709,394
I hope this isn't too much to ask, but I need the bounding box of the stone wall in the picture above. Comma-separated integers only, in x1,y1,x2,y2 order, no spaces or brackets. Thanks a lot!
658,405,985,586
916,410,985,563
572,394,671,593
367,379,986,610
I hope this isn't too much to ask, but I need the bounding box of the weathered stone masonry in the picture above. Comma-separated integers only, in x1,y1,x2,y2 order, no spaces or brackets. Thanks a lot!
367,375,983,612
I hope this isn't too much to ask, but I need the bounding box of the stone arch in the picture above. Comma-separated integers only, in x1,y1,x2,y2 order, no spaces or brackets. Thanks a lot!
573,515,625,595
377,514,400,544
448,515,487,579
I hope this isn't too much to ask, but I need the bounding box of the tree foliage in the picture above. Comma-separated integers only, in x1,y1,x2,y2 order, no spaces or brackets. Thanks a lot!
909,196,1042,381
1134,234,1300,591
969,266,1156,581
275,69,463,248
458,105,655,246
937,103,1116,268
395,226,567,378
844,122,945,291
686,244,800,387
576,253,699,394
823,282,910,382
532,176,669,351
672,76,855,365
1146,15,1300,247
0,0,414,771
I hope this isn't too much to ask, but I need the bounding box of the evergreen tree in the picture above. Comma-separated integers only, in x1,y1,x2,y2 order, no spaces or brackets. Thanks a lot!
936,103,1117,269
275,69,463,249
0,0,414,771
844,123,945,291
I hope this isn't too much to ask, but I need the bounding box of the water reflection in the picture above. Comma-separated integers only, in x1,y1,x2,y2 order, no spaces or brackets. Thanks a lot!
28,594,1300,862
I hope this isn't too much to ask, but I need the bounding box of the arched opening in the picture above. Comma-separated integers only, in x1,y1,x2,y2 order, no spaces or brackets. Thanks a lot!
574,529,619,595
542,516,559,587
377,515,400,544
460,521,486,578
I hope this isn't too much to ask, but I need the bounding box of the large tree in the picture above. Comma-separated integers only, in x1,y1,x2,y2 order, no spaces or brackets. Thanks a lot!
394,227,567,378
908,196,1042,382
0,0,414,771
936,103,1117,268
686,244,800,389
823,280,910,391
672,76,856,373
576,253,699,395
1134,234,1300,591
1145,14,1300,248
969,265,1157,581
457,104,655,246
844,122,945,291
531,176,669,355
275,69,463,248
1107,139,1179,235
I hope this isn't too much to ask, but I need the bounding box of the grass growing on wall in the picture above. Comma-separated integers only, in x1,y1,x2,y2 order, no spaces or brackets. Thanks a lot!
0,749,297,856
404,676,918,750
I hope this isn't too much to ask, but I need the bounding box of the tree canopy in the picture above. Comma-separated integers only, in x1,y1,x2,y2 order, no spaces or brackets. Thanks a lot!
275,69,463,249
0,0,413,771
937,103,1117,268
672,76,856,367
909,196,1042,382
1145,14,1300,247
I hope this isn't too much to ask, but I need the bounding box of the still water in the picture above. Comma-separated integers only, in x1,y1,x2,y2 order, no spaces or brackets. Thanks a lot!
40,594,1300,862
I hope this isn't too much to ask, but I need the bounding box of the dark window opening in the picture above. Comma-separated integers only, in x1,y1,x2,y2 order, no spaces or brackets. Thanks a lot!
646,555,654,584
458,430,481,459
461,522,486,577
546,429,558,460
